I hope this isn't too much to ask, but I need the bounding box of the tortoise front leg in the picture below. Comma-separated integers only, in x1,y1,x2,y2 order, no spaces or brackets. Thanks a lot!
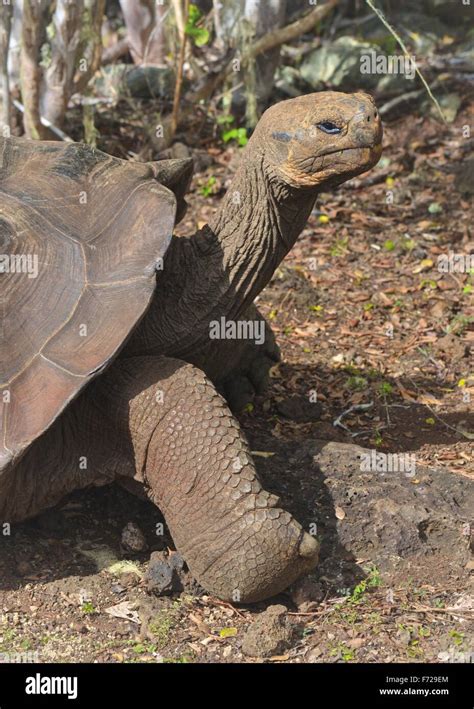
98,355,318,603
186,304,281,412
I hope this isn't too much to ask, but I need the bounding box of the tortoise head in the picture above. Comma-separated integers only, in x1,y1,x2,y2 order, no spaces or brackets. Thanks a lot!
253,91,383,189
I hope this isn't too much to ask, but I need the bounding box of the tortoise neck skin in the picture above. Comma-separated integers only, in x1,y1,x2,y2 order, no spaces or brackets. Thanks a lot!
205,152,317,306
126,91,382,360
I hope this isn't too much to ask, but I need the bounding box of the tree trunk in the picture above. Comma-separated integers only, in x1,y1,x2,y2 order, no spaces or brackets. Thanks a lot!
41,0,85,126
73,0,106,93
0,1,13,134
213,0,287,122
20,0,50,139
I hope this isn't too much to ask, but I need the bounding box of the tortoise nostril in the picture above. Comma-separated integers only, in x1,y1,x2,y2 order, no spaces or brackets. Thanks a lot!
367,116,371,122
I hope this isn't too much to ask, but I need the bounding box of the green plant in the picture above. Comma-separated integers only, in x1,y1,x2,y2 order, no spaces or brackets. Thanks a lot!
330,642,356,661
449,630,464,647
149,608,178,648
222,127,248,147
346,375,368,391
379,381,393,397
349,566,381,604
216,114,249,147
81,602,97,615
330,236,349,257
185,4,210,47
400,237,416,252
199,175,217,197
373,430,384,446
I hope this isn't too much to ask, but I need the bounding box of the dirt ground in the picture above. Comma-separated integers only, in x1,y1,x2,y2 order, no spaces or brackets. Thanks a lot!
0,101,472,665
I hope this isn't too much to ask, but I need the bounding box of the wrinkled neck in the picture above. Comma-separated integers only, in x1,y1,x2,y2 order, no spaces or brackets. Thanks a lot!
126,154,316,360
204,153,316,310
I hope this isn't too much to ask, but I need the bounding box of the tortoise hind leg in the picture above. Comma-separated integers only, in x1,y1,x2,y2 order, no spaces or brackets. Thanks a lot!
98,355,319,603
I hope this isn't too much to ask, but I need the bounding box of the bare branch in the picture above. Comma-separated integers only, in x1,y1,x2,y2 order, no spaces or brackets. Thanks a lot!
170,0,190,139
188,0,339,103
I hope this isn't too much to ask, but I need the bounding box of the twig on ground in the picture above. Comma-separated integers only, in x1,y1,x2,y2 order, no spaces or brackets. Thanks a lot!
333,401,374,435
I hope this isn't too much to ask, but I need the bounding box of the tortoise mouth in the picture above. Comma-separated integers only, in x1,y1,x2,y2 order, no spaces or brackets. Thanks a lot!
315,141,383,169
282,141,383,188
320,141,382,159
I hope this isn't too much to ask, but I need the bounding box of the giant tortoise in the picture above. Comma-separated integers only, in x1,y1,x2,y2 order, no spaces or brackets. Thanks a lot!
0,91,382,601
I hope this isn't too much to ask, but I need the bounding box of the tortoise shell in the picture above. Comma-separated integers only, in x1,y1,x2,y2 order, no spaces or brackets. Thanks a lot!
0,137,178,473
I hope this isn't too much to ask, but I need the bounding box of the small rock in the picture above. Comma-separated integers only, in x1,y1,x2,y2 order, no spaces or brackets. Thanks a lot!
121,522,147,553
120,573,140,588
111,583,126,595
241,605,295,658
290,577,324,609
145,551,185,595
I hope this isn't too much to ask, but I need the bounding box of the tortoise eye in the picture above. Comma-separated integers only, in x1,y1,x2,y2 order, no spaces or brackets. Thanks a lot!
317,122,342,135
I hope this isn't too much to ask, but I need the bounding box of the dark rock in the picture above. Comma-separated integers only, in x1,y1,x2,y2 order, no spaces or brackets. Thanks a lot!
307,440,473,568
145,551,185,596
241,605,295,658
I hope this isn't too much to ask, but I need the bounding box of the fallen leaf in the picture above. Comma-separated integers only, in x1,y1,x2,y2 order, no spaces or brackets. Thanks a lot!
219,627,238,639
105,601,140,624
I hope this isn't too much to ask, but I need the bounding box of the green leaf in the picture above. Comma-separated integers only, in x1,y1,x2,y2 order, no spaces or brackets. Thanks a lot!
199,175,217,197
222,127,248,146
217,114,235,126
185,4,209,46
192,27,210,47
